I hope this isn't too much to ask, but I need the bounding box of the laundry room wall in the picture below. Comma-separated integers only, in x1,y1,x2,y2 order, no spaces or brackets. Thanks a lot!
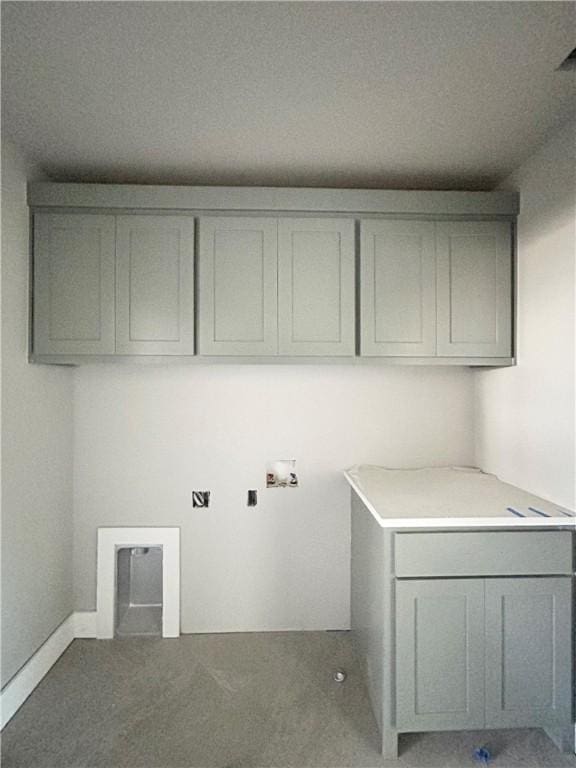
475,117,576,509
1,139,74,685
73,363,475,632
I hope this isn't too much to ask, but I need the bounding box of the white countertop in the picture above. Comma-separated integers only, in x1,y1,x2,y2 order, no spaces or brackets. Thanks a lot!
344,465,575,529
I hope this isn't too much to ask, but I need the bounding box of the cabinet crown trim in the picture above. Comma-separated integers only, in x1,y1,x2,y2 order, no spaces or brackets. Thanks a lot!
28,183,519,216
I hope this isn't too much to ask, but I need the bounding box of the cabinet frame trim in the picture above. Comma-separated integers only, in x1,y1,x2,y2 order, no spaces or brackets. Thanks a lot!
29,183,519,216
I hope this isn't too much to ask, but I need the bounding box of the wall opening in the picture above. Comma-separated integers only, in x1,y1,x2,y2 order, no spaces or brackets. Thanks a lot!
115,546,163,637
96,527,180,639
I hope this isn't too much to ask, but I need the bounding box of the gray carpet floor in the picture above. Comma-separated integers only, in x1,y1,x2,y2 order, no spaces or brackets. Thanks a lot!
2,631,575,768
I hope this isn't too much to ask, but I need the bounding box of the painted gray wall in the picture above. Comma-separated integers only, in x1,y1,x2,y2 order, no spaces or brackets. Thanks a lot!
1,140,74,686
73,364,475,632
474,117,576,509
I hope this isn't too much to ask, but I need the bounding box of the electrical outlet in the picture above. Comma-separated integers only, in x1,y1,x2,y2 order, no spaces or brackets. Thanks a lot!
192,491,210,508
247,490,257,506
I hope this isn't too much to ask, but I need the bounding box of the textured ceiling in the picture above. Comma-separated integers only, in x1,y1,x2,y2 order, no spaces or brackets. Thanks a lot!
2,1,575,190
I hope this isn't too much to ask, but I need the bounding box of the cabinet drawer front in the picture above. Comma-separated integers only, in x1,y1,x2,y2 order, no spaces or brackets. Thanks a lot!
395,532,572,577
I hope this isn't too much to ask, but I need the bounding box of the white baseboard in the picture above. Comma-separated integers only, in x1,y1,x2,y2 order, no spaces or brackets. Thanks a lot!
1,613,75,729
0,611,98,729
74,611,97,638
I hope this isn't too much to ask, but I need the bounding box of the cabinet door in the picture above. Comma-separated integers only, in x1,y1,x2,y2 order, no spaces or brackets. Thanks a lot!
198,217,278,355
485,578,572,729
33,213,116,355
278,218,355,356
116,216,195,355
396,579,485,732
436,221,512,357
360,220,436,356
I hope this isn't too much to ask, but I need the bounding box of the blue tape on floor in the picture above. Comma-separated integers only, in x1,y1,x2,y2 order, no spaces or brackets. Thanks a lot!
528,506,550,517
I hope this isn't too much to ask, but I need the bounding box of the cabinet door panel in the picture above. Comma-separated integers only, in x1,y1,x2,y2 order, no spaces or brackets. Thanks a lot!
278,218,355,355
396,579,485,732
116,216,195,355
437,221,512,357
485,578,572,728
199,217,278,355
33,213,116,355
360,220,436,356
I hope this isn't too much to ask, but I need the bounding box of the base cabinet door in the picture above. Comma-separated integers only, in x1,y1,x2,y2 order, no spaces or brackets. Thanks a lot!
278,218,355,355
116,216,195,354
396,579,485,732
33,213,116,355
198,217,278,355
436,221,512,357
485,578,572,728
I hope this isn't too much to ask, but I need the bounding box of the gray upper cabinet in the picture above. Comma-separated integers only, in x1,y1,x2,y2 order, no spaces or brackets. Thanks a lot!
116,216,195,355
437,220,512,357
278,218,355,356
34,213,194,357
30,187,516,364
484,577,572,729
361,220,437,356
199,216,356,357
33,213,116,355
396,578,485,732
360,218,513,359
198,217,278,355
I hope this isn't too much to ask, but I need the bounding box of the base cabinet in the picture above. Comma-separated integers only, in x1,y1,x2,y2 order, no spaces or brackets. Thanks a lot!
350,492,574,760
396,577,572,733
